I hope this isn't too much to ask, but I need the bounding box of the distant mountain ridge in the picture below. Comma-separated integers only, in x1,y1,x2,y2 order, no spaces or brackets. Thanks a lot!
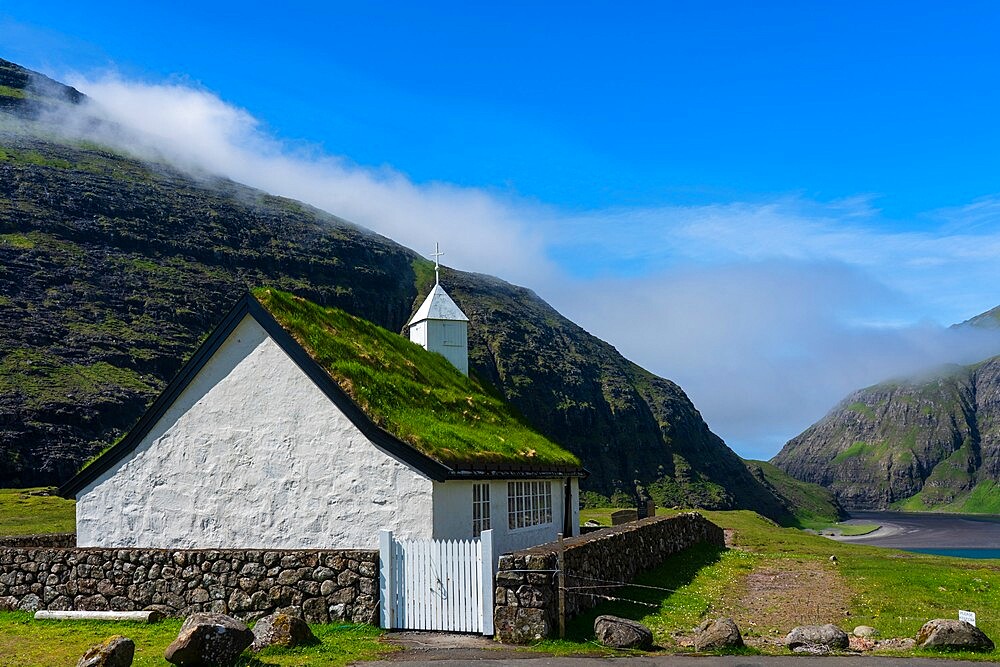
956,305,1000,330
0,58,826,523
773,344,1000,511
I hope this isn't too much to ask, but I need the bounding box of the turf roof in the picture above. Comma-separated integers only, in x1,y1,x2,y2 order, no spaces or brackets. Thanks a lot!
253,287,581,470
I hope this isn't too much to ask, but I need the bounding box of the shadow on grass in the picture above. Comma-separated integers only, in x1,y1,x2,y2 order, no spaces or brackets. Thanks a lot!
563,542,727,642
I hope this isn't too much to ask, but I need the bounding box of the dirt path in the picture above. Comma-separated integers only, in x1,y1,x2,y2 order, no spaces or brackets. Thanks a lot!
717,558,853,648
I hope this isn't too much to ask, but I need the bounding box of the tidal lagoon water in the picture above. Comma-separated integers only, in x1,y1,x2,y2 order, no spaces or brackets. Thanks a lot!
838,511,1000,558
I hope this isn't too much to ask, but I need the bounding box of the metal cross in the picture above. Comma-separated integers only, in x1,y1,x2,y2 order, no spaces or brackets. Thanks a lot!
431,242,444,285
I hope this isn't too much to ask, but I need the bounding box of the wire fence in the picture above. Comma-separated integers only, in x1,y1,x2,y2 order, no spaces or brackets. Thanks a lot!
554,569,947,625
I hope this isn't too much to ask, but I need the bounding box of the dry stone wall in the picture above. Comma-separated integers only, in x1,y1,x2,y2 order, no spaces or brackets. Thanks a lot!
494,512,725,643
0,533,76,548
0,547,378,624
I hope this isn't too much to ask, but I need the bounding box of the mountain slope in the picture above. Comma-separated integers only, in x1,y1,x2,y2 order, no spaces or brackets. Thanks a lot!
743,459,845,526
772,356,1000,510
0,58,794,519
955,305,1000,330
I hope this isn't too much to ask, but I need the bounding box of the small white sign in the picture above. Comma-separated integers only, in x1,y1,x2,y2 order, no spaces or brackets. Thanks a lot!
959,609,977,627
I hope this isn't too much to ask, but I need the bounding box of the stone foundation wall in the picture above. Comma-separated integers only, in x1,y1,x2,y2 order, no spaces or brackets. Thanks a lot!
494,512,725,643
0,533,76,548
0,547,378,624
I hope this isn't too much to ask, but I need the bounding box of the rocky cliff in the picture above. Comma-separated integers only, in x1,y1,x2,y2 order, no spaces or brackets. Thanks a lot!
772,356,1000,510
0,58,805,520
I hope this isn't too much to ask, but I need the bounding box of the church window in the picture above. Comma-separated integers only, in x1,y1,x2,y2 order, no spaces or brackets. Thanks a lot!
507,481,552,530
473,483,491,537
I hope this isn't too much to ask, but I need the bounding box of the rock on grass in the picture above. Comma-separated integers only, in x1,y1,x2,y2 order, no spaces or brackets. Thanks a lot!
250,612,317,651
785,623,848,651
691,617,744,650
917,619,995,651
164,612,253,666
77,635,134,667
594,615,653,650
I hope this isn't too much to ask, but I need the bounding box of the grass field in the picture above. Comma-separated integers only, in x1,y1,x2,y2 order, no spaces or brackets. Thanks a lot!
810,522,881,537
831,522,881,536
0,613,392,666
0,489,394,664
0,488,75,535
557,509,1000,659
3,498,1000,660
579,507,622,526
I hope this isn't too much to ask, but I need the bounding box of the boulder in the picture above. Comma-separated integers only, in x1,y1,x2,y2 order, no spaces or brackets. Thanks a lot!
164,612,254,666
594,615,653,650
77,635,135,667
852,625,878,638
785,624,849,651
917,619,994,651
692,617,744,650
250,612,317,652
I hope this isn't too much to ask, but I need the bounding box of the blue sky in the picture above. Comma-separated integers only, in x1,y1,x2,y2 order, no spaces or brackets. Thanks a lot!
8,2,1000,220
4,2,1000,458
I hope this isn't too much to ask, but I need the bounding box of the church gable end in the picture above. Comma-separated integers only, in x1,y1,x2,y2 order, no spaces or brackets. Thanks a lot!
74,314,435,549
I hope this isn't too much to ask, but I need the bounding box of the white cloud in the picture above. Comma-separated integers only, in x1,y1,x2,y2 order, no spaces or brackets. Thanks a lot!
53,75,560,287
551,262,1000,461
29,71,1000,460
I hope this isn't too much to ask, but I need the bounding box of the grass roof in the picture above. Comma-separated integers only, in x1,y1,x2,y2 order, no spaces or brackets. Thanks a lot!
253,287,581,470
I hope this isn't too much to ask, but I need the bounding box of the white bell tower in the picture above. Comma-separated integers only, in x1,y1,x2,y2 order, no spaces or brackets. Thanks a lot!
407,243,469,375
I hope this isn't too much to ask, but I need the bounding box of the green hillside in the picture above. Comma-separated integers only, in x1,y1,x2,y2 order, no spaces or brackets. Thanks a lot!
773,354,1000,511
893,479,1000,514
743,459,845,526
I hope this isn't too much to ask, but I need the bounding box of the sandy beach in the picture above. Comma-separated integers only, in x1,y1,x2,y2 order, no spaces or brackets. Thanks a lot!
830,511,1000,549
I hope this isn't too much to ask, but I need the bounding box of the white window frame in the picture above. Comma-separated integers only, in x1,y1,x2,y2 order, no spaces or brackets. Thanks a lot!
473,483,491,537
507,480,552,531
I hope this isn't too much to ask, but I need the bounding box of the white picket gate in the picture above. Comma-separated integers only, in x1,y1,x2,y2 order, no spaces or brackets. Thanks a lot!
378,529,494,635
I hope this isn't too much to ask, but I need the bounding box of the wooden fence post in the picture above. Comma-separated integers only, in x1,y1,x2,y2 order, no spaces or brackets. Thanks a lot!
557,532,566,639
480,529,494,635
379,529,393,629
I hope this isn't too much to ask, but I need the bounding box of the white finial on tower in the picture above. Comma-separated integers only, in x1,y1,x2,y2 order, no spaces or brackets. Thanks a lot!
431,242,444,285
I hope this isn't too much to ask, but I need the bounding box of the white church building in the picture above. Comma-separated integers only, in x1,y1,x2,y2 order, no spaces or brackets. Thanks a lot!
59,269,583,557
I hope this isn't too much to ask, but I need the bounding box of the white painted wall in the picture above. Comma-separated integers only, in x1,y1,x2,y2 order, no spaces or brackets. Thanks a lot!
409,321,427,347
430,477,579,557
76,315,435,550
411,319,468,375
569,477,580,533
